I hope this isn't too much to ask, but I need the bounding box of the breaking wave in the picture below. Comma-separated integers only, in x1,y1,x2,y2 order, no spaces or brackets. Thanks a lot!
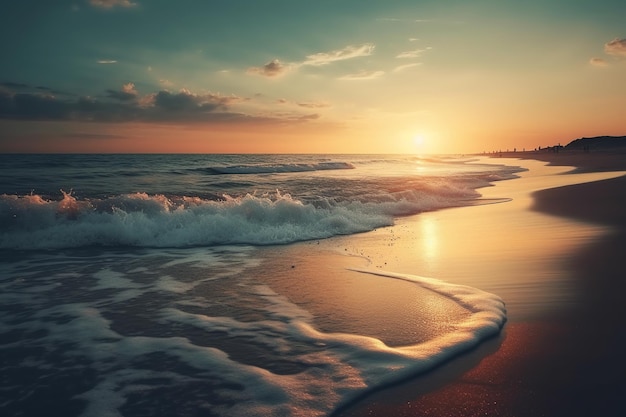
1,184,477,250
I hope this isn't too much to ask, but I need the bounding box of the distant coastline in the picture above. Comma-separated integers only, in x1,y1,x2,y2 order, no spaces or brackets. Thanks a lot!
483,135,626,155
564,135,626,151
484,135,626,173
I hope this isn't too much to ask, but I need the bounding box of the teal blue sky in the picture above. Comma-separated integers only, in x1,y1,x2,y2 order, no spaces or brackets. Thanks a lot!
1,0,625,153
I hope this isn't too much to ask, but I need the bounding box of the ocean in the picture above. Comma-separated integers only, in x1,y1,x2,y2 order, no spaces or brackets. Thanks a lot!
0,154,525,416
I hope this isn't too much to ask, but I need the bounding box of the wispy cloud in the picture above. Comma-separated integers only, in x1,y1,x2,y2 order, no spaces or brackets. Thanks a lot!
296,101,332,109
392,63,422,73
0,81,72,96
589,57,608,67
97,60,118,64
302,44,375,66
296,113,321,121
338,70,384,81
604,38,626,57
590,38,626,68
248,44,375,78
396,47,431,59
89,0,138,9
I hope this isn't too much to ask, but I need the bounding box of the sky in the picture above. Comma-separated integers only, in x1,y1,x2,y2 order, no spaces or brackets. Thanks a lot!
1,0,625,154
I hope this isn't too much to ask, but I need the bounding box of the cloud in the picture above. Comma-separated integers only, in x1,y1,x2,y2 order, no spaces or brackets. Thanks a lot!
138,89,247,118
296,101,331,109
274,99,331,109
0,92,71,120
294,113,320,121
604,38,626,57
89,0,137,9
122,82,138,95
338,70,385,81
302,44,375,66
106,83,138,101
248,44,375,78
247,59,290,78
97,60,118,64
106,90,136,101
0,82,73,97
150,89,229,112
392,63,422,73
396,47,431,59
0,84,299,125
589,57,608,67
588,38,626,67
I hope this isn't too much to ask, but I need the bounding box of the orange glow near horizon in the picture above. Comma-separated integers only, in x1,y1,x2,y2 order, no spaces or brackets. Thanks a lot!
1,113,625,155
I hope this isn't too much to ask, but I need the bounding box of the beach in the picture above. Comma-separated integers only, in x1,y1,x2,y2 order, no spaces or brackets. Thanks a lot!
2,152,625,416
334,151,626,417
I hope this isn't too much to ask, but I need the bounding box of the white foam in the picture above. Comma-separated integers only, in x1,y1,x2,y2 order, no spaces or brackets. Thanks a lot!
0,177,493,250
151,269,506,416
1,249,505,416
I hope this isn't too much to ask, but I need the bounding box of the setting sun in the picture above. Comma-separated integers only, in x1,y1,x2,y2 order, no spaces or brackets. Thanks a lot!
413,134,426,148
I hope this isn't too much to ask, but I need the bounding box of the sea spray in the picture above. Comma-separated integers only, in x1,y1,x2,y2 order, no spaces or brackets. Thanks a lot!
1,184,484,249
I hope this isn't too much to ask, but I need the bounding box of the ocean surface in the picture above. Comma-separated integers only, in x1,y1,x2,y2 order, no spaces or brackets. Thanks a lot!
0,154,524,416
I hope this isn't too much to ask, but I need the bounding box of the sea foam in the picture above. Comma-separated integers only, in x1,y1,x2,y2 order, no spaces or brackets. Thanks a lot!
0,155,527,250
0,249,506,417
0,184,480,249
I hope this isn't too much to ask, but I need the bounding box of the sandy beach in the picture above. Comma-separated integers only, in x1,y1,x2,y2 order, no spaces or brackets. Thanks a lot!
329,151,626,417
3,151,624,416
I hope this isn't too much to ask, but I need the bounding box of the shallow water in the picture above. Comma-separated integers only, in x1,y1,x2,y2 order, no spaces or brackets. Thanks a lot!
0,246,505,416
0,154,525,249
0,154,518,416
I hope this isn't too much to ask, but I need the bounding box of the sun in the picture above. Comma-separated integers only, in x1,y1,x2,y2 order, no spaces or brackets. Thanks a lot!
400,131,432,154
412,134,426,148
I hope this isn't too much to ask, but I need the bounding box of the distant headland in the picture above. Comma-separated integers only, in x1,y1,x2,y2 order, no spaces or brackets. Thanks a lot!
563,135,626,151
484,135,626,155
487,135,626,172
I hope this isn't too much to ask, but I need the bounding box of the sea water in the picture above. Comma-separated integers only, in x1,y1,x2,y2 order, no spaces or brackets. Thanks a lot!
0,154,523,416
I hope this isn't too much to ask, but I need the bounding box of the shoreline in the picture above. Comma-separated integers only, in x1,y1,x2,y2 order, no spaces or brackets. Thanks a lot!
334,151,626,417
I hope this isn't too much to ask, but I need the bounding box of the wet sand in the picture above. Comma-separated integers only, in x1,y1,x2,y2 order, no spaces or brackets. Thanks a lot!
332,151,626,417
256,249,473,348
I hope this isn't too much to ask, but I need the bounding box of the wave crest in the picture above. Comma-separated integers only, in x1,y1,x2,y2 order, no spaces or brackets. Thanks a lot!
0,183,478,249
